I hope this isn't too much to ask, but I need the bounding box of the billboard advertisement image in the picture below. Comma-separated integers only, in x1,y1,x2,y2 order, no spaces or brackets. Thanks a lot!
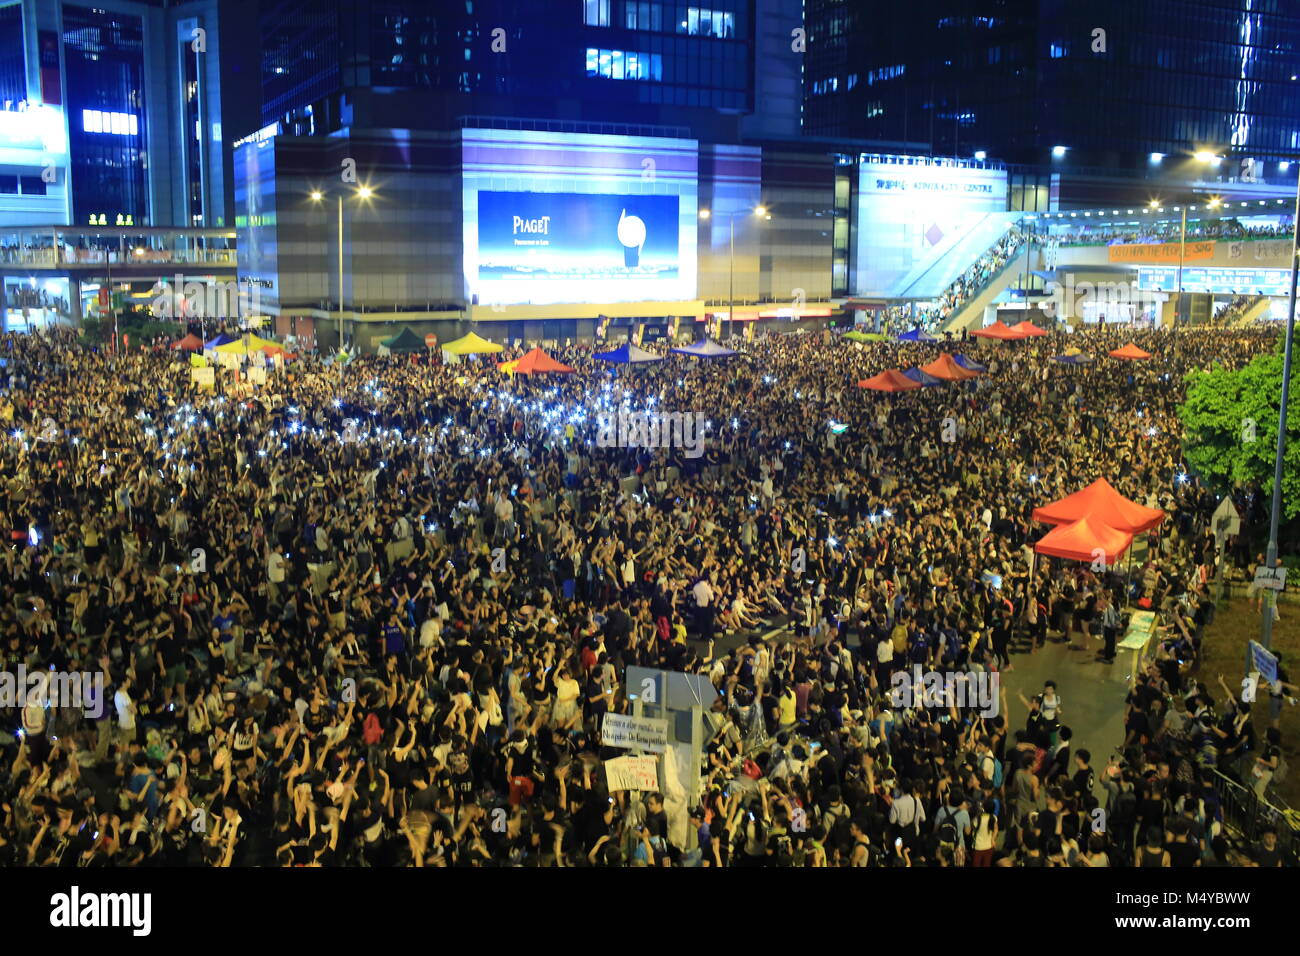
476,191,679,281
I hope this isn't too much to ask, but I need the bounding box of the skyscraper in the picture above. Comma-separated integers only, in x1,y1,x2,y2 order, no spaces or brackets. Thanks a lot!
0,0,261,230
803,0,1300,178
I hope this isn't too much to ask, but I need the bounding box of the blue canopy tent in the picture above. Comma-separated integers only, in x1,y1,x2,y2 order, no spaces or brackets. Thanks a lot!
902,367,944,387
952,354,987,373
204,333,239,349
593,343,665,364
1052,353,1093,365
670,339,737,358
896,327,938,342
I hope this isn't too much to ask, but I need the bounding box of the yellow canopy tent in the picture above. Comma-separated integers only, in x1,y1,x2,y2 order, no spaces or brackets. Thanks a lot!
443,331,503,355
213,333,280,353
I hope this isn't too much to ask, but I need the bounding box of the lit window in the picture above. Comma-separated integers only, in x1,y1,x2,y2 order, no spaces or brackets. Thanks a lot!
583,0,610,27
82,109,102,133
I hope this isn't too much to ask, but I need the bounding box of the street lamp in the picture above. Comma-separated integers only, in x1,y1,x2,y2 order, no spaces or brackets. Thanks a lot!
700,205,768,338
309,184,376,353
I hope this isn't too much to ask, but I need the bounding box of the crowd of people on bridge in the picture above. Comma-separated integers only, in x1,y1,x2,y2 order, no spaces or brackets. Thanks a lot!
1054,217,1291,248
0,321,1289,867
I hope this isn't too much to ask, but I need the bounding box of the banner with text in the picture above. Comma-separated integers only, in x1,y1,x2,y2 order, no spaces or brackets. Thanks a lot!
601,713,669,753
604,754,660,792
1109,242,1215,264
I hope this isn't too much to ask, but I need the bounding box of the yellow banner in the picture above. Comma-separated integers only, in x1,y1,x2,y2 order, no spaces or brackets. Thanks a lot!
1108,241,1214,263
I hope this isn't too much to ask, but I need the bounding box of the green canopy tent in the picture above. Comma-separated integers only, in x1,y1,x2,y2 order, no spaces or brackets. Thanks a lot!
380,327,427,352
843,330,887,343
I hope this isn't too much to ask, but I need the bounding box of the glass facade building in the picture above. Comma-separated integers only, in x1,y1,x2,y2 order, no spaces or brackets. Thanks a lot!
803,0,1300,170
62,4,150,226
0,5,25,108
259,0,752,134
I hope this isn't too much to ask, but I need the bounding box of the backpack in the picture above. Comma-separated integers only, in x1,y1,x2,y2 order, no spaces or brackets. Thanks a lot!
362,712,383,745
1112,788,1138,826
991,757,1005,790
936,806,959,847
1274,752,1290,784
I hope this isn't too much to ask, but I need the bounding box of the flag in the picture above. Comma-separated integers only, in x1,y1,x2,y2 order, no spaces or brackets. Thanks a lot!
633,323,645,346
190,353,208,368
596,315,611,341
743,321,756,342
669,316,681,341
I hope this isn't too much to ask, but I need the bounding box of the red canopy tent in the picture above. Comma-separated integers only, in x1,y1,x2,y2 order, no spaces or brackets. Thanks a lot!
1009,320,1048,337
919,352,980,381
857,369,923,392
1033,515,1135,564
1031,477,1165,533
1108,342,1152,360
501,347,575,375
171,333,204,351
969,320,1027,341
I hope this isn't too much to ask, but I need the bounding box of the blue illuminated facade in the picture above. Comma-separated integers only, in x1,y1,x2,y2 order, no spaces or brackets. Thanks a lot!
259,0,753,139
803,0,1300,172
62,3,150,226
0,0,261,230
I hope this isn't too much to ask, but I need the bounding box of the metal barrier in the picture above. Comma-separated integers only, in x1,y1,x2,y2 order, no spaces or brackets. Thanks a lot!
1209,768,1300,865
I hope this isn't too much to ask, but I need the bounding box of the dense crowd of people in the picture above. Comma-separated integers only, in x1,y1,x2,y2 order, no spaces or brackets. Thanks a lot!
1213,295,1266,327
931,229,1026,324
1054,218,1291,248
0,322,1290,867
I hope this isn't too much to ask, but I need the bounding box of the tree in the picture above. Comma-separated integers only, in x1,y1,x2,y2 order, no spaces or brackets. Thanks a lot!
1179,345,1300,519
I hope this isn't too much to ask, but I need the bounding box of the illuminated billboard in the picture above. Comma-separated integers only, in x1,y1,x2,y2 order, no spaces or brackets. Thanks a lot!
855,155,1008,298
0,104,68,160
463,128,698,306
477,191,679,280
1137,266,1290,296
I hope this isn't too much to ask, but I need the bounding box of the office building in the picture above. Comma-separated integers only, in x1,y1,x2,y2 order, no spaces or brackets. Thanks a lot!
803,0,1300,188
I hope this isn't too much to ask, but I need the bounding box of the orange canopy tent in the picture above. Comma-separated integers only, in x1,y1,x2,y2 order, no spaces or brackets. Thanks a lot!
500,347,575,375
1033,515,1134,564
1108,342,1152,360
969,320,1027,341
171,333,204,351
919,352,980,381
1031,477,1165,534
857,369,923,392
1009,320,1048,337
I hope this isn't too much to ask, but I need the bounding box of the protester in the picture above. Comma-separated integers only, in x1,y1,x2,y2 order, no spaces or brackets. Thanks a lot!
0,322,1286,866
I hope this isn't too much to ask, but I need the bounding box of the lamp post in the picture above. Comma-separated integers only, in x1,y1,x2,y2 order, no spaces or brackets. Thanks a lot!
1177,204,1186,325
1260,170,1300,653
699,204,767,339
310,185,374,354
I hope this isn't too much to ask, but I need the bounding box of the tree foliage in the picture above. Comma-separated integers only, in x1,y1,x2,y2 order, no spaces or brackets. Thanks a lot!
1179,345,1300,519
